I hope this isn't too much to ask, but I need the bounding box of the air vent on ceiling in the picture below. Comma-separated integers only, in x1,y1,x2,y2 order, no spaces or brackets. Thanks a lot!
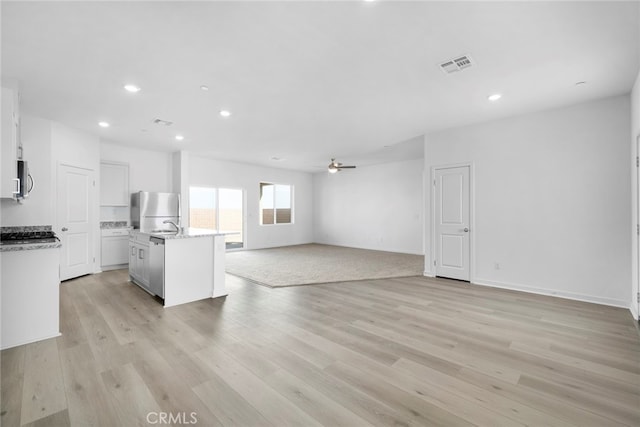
439,54,474,74
153,118,173,126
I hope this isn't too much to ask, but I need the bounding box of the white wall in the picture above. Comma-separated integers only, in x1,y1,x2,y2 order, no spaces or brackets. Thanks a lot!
313,159,423,254
51,121,101,273
630,70,640,319
425,95,631,308
1,115,53,226
100,141,172,194
99,141,173,222
172,151,189,227
189,156,314,250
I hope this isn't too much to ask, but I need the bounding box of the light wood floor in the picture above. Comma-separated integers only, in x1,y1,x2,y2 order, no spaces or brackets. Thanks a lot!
2,270,639,426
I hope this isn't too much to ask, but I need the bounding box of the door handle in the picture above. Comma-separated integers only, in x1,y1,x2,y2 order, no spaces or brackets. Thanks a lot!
139,249,144,260
61,227,68,232
463,228,469,232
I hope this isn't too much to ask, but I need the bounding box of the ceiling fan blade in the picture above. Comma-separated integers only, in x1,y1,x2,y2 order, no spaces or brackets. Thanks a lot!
327,158,356,172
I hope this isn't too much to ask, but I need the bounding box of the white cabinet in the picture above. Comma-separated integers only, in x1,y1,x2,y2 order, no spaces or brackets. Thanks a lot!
129,233,151,292
1,247,60,349
1,86,21,199
101,229,130,270
100,162,129,206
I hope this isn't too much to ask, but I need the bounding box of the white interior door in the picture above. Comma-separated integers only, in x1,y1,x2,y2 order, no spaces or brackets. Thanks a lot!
434,165,470,281
58,164,95,281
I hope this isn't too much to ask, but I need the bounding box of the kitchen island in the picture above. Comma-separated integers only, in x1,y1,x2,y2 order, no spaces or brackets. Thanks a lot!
129,228,227,308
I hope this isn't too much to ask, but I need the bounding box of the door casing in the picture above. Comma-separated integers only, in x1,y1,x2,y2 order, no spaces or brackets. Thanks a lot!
57,163,96,281
430,162,475,282
636,134,640,320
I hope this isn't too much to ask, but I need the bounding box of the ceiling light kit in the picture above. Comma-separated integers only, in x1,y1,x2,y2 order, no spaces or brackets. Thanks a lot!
200,85,209,91
175,135,184,141
98,121,110,128
328,158,356,174
219,110,231,118
488,93,502,101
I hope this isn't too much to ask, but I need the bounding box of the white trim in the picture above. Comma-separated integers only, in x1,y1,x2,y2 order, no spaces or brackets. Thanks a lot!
56,162,98,278
473,277,628,308
423,271,435,278
430,162,475,282
631,123,639,321
1,332,61,351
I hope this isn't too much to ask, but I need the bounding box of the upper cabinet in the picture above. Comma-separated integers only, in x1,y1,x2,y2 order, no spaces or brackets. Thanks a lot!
1,86,22,199
100,161,129,206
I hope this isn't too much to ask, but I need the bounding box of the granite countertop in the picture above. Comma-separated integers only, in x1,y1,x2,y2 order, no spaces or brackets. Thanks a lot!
0,225,62,252
100,221,129,229
132,228,226,240
0,241,62,252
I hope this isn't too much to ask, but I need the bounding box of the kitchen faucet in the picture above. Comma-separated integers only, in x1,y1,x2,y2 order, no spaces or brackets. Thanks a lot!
162,219,180,232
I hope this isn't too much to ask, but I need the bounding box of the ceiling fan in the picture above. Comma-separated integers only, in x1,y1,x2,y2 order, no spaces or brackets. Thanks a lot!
328,158,356,174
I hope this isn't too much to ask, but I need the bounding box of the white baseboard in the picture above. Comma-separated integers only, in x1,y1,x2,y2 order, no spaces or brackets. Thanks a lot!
1,332,62,351
423,271,435,278
631,302,639,321
472,277,628,309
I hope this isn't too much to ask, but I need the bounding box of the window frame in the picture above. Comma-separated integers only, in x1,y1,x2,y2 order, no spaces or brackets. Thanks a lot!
259,181,294,226
188,186,245,250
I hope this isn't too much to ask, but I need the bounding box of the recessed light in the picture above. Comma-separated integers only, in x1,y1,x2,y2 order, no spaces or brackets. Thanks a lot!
175,135,185,141
200,85,209,91
488,94,502,101
98,121,110,128
124,84,141,93
219,110,231,118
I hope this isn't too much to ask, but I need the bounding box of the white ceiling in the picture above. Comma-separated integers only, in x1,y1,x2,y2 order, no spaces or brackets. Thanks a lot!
2,1,639,172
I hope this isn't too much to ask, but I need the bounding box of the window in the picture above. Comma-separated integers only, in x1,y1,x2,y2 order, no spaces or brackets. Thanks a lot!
189,187,244,249
260,182,292,225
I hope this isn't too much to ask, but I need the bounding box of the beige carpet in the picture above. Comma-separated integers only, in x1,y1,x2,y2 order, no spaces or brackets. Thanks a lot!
225,243,424,287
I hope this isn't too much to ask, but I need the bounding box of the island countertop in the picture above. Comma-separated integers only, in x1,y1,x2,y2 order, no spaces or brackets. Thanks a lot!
131,228,229,240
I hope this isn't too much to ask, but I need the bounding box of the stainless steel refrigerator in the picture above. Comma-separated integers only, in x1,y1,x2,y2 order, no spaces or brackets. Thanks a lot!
130,191,181,232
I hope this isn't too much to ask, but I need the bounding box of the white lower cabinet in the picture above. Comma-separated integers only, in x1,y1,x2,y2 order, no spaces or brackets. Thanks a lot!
101,229,130,270
129,233,151,292
1,247,60,349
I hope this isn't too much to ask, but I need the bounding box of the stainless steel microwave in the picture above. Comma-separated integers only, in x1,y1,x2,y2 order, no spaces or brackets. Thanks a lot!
16,160,33,199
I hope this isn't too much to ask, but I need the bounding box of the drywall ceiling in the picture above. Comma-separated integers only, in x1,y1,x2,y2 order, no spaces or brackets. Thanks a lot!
2,1,638,172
